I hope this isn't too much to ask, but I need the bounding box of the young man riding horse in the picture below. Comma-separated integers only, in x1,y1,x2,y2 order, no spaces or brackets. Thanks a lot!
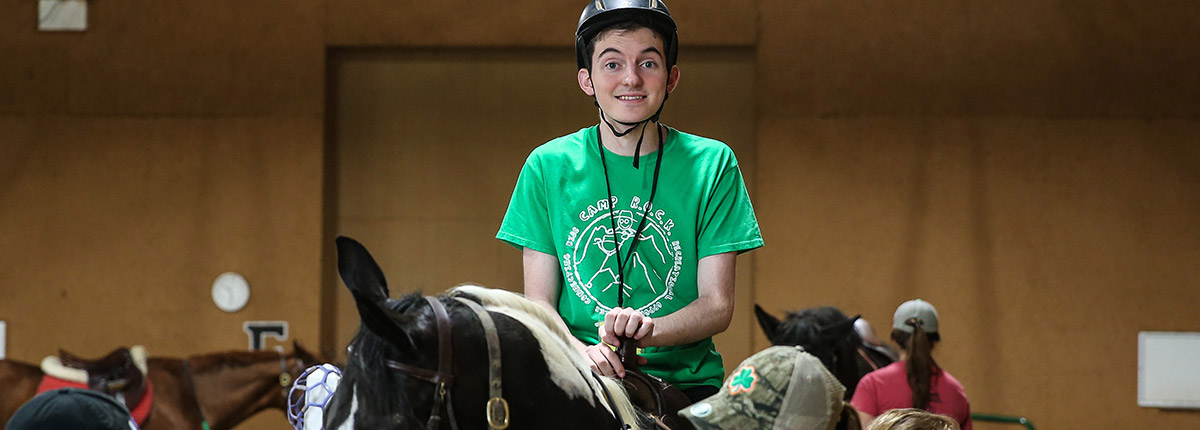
497,0,763,404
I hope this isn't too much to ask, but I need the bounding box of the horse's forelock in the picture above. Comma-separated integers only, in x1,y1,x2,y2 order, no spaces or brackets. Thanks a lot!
333,322,420,427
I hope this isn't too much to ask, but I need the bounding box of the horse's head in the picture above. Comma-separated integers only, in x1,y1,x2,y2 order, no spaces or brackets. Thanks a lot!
754,304,863,398
325,236,458,429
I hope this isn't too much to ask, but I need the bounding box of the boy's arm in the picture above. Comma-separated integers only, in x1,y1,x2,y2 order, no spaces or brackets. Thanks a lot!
522,247,589,353
602,251,737,349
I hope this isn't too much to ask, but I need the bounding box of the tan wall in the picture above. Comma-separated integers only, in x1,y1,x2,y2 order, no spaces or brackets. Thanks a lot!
328,47,757,372
754,118,1200,428
1,1,1198,429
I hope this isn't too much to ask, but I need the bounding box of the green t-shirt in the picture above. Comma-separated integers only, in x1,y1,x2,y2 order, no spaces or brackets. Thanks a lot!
497,125,763,389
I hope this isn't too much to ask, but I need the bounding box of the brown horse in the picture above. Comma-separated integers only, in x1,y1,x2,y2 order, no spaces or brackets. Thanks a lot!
0,342,321,430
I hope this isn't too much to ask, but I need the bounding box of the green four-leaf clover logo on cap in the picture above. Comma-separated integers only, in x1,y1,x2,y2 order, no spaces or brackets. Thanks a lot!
726,364,758,395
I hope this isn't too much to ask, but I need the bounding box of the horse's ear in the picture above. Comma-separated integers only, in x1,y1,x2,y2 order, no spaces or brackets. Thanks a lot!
336,236,416,350
336,236,390,300
754,304,782,342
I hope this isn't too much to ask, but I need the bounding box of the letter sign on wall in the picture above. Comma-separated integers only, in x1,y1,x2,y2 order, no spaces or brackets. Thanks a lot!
243,321,289,351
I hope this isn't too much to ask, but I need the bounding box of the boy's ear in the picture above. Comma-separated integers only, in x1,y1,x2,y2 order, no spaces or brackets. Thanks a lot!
666,65,680,94
578,68,596,96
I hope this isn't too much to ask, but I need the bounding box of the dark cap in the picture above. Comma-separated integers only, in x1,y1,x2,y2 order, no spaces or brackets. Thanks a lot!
6,388,139,430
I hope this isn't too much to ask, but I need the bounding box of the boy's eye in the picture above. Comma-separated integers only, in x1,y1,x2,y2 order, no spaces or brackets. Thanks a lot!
641,61,657,69
603,62,619,70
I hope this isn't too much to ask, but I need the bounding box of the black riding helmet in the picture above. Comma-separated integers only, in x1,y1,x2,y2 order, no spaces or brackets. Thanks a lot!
575,0,679,71
576,0,679,168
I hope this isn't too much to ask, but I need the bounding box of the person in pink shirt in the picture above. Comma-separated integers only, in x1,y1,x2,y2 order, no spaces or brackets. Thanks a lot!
850,299,972,430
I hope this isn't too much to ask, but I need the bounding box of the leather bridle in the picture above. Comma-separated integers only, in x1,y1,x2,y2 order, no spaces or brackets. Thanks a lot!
383,296,511,430
381,295,633,430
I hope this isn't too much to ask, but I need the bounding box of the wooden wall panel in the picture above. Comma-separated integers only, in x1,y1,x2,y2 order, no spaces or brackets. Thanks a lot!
326,0,757,47
0,0,324,116
1,0,1198,429
758,0,1200,117
755,117,1200,429
0,116,324,358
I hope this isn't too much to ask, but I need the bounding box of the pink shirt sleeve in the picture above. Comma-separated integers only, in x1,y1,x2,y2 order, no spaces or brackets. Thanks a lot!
850,373,881,416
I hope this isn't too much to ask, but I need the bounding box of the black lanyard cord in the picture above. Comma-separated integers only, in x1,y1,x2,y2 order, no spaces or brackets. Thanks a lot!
598,124,666,309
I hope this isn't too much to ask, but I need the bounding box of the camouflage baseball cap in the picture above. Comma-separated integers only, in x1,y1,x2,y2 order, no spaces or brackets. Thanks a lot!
678,346,845,430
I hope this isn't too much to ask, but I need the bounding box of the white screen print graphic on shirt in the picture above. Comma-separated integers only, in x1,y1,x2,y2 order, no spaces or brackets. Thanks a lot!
563,195,682,316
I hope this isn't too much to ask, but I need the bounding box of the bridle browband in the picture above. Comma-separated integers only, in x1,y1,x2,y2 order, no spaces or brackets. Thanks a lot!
382,295,628,430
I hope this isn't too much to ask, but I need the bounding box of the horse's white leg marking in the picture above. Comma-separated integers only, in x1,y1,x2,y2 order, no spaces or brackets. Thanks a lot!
333,386,358,430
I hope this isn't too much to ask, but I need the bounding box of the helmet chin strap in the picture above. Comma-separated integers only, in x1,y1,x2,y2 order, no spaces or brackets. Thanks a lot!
591,78,670,168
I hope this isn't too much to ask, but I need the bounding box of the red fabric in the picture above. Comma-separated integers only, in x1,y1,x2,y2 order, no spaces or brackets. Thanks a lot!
37,375,154,425
850,361,973,430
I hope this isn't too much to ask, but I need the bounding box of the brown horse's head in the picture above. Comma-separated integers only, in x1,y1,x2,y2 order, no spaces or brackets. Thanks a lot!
168,342,328,430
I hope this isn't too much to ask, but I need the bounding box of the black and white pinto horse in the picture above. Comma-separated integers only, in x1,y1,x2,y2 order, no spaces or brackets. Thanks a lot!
325,237,648,430
755,304,894,399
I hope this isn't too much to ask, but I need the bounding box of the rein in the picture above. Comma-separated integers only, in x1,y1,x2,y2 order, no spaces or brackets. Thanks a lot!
181,359,212,430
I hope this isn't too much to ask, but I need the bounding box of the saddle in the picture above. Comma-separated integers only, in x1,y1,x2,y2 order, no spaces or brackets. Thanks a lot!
41,345,149,412
617,342,695,430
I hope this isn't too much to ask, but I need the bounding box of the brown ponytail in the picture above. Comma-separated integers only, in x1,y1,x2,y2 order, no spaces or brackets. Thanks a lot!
891,318,940,410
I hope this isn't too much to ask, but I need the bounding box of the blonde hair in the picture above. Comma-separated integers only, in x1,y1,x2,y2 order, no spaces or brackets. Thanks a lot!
867,409,959,430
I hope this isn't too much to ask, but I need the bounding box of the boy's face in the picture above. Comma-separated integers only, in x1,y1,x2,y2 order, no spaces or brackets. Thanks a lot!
578,27,680,125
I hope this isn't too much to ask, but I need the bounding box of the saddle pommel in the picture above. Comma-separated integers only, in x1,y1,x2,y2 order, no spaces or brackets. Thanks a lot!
41,345,149,412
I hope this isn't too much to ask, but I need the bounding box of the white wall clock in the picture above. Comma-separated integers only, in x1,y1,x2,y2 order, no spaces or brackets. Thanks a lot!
211,272,251,312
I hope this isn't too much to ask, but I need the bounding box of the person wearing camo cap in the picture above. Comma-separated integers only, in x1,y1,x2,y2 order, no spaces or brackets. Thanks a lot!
678,345,862,430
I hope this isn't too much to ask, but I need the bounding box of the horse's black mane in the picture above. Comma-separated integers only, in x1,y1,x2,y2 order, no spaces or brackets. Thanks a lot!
348,291,446,372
